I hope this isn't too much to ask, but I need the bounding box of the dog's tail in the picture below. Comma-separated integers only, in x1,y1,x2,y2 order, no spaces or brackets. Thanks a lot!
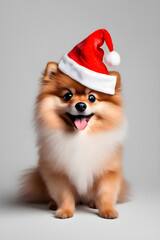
19,167,50,203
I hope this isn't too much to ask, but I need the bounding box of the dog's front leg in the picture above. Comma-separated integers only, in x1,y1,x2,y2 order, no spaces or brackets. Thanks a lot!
39,161,75,219
47,175,75,219
95,167,121,219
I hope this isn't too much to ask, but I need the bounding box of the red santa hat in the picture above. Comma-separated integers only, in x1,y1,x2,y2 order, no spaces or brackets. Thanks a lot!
58,29,120,95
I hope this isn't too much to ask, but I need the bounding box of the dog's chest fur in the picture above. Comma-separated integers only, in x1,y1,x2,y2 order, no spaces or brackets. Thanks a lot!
39,120,127,195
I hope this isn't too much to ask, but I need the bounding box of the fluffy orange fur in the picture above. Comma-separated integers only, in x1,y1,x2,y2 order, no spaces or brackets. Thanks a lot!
19,62,128,219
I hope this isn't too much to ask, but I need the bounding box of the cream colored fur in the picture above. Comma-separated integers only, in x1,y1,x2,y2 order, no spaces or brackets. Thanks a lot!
37,118,127,195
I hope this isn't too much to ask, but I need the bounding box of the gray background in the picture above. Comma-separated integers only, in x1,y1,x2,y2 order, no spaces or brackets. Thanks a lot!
0,0,160,239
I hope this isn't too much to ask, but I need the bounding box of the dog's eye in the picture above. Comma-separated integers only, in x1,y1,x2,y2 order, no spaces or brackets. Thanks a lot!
63,92,73,101
88,94,96,103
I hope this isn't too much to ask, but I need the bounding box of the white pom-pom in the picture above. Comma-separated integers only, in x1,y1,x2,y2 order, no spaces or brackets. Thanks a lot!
104,51,121,67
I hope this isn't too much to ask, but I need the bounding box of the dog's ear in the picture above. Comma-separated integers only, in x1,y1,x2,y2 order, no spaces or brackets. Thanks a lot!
109,71,121,92
43,62,58,81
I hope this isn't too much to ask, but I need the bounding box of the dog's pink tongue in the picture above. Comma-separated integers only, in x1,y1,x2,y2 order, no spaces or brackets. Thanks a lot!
74,117,88,131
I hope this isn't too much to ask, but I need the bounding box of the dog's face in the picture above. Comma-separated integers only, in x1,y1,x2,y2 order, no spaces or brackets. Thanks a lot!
36,62,124,134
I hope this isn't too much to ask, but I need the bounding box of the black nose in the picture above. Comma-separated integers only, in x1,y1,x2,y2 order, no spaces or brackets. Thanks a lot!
75,102,87,112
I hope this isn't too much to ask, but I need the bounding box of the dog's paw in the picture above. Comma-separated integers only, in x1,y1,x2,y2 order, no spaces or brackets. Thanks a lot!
99,208,118,219
56,208,73,219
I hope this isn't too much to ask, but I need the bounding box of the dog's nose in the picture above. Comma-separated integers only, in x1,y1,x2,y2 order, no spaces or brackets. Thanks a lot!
75,102,87,112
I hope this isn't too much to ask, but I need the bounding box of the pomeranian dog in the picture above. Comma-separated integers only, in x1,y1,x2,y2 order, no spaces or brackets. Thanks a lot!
20,29,128,219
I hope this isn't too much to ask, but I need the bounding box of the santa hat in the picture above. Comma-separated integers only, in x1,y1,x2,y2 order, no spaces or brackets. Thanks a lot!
58,29,120,95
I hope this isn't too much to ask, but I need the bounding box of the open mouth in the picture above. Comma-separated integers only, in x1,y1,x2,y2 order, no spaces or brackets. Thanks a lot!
66,113,94,131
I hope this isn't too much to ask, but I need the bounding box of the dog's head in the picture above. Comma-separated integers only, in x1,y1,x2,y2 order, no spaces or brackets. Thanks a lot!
36,62,124,134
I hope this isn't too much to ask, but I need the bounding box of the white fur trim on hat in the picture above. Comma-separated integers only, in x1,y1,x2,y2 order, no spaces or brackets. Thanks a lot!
58,54,117,95
105,51,121,67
